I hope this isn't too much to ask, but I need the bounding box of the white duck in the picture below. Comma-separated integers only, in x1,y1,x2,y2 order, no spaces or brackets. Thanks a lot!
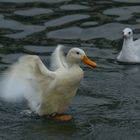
0,45,96,121
117,28,140,63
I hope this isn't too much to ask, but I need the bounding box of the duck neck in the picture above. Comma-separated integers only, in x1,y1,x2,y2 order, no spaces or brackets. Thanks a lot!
66,57,80,68
121,36,133,54
123,36,133,48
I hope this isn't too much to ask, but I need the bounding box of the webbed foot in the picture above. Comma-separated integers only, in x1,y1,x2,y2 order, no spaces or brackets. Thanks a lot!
52,114,72,121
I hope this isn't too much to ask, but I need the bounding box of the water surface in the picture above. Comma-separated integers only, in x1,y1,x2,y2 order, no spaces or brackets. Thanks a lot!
0,0,140,140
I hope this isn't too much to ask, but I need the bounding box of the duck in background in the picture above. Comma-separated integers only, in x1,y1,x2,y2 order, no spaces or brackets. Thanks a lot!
0,45,96,121
117,28,140,63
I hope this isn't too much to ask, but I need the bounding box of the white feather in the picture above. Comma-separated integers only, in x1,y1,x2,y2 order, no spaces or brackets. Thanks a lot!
134,39,140,47
0,55,54,113
50,45,67,70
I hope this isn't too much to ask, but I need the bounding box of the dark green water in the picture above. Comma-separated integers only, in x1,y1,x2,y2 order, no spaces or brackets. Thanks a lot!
0,0,140,139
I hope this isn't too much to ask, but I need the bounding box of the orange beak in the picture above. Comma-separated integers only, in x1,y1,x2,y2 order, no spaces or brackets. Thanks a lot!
82,55,97,68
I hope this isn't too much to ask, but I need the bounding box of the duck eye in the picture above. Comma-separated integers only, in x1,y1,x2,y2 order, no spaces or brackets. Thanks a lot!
128,31,131,34
76,52,80,55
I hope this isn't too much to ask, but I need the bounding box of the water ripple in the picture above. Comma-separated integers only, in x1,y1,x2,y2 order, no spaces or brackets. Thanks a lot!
14,8,53,17
0,0,71,3
23,45,54,53
60,4,89,10
0,0,140,140
104,6,140,21
113,0,140,3
47,23,140,41
0,15,45,39
45,14,89,27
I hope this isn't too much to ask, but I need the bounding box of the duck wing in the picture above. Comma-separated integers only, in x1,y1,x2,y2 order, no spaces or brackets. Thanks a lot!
50,45,67,71
0,55,55,112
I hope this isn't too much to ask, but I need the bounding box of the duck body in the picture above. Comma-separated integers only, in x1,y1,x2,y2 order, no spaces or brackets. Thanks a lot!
117,28,140,63
1,45,96,118
37,65,84,115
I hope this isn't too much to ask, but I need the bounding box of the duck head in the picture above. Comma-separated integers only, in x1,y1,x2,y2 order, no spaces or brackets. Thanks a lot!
122,28,133,39
67,48,97,68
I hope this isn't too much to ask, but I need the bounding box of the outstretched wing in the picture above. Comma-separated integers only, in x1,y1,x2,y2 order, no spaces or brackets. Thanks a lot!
0,55,55,112
50,45,67,71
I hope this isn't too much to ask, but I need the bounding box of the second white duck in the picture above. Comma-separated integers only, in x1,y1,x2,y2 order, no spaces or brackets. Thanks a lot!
117,28,140,63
